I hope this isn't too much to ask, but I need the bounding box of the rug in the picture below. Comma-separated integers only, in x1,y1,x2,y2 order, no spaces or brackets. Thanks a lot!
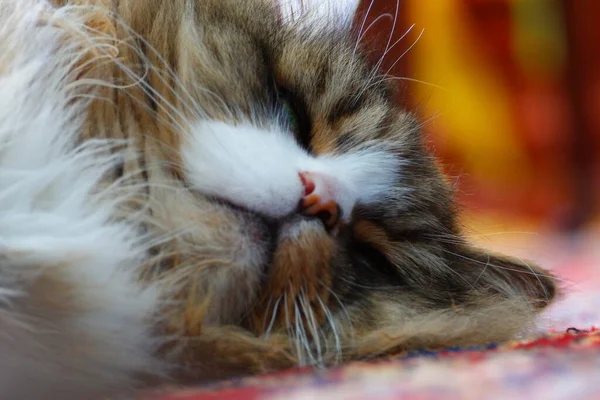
146,229,600,400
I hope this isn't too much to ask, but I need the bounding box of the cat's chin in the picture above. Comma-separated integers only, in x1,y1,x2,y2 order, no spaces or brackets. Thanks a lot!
203,197,331,323
242,213,328,261
212,196,329,256
277,215,326,240
242,214,335,335
235,206,330,272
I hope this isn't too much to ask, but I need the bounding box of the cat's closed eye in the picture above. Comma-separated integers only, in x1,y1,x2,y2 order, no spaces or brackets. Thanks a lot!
275,85,311,148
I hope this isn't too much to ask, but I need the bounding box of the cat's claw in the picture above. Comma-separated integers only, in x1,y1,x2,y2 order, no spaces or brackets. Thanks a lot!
299,171,341,230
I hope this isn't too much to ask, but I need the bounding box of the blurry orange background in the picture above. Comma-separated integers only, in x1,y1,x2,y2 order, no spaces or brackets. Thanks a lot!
356,0,599,236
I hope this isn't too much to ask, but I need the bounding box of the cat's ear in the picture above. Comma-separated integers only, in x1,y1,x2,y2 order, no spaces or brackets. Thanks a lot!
458,246,558,310
276,0,361,30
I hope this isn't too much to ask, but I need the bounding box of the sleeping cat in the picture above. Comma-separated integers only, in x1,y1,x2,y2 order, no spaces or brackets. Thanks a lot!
0,0,557,398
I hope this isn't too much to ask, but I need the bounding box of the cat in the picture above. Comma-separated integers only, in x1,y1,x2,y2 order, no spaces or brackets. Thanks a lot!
0,0,557,398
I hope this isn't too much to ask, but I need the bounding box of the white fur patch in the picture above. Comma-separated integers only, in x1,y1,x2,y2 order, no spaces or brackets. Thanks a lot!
276,0,361,30
183,120,400,221
0,1,164,398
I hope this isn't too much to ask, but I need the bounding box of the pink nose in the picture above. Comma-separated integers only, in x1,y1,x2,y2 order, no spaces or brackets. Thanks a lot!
298,171,341,230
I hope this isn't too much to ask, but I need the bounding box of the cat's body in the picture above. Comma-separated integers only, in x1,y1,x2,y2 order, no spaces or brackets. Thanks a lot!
0,0,557,399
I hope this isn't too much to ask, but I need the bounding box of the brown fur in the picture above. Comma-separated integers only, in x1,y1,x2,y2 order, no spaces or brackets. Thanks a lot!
50,0,557,382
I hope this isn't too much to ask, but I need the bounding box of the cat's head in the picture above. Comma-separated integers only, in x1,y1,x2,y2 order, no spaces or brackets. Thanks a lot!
107,0,557,364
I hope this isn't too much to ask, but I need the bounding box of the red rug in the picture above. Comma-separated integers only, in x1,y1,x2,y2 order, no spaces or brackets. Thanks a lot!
147,230,600,400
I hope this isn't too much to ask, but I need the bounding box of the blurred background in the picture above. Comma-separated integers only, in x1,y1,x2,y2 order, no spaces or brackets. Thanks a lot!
355,0,599,248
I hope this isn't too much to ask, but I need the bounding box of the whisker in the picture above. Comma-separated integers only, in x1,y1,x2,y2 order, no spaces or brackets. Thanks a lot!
373,23,415,78
111,17,210,120
294,297,315,365
261,296,274,336
315,293,342,364
441,248,573,287
473,251,491,287
300,288,323,365
356,23,415,102
283,292,302,365
369,75,447,92
352,0,379,60
383,28,425,77
332,275,400,291
514,255,551,300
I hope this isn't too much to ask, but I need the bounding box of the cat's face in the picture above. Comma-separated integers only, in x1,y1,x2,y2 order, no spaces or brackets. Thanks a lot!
114,0,556,363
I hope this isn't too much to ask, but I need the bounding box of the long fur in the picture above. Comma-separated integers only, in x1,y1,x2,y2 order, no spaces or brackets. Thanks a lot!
0,2,165,398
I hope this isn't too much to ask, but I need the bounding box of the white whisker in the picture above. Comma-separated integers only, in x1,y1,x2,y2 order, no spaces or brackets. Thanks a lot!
383,28,425,77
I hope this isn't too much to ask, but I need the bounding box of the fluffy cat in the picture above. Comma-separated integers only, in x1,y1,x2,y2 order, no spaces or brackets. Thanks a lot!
0,0,557,398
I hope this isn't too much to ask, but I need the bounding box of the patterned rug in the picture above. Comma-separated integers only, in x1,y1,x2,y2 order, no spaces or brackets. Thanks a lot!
147,229,600,400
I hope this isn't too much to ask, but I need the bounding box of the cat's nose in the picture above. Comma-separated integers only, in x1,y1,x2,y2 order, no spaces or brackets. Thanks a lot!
298,171,341,230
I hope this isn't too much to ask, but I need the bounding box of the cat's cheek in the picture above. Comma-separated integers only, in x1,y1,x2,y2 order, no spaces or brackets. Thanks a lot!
182,120,308,219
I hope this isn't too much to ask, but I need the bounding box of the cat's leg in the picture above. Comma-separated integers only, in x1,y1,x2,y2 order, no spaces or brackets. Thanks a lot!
0,1,166,398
